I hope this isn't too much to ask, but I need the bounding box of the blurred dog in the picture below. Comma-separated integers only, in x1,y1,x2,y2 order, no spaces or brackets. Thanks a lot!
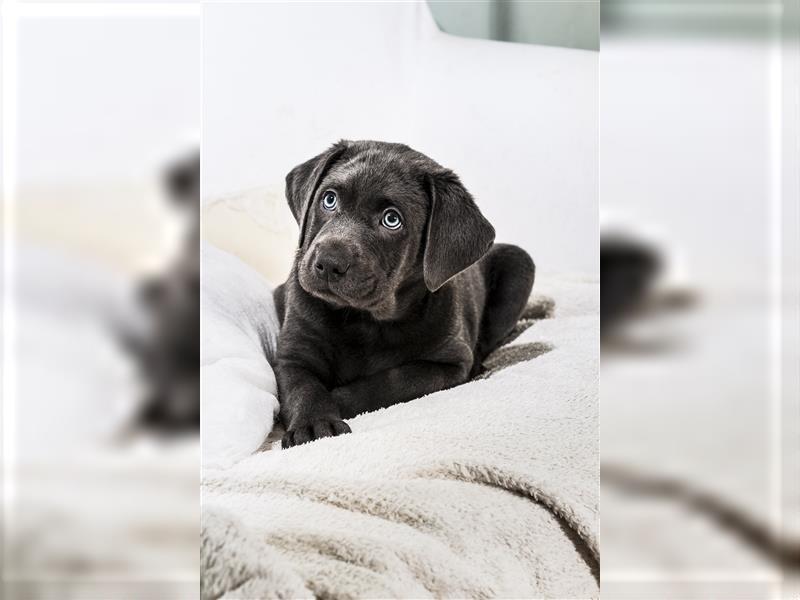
274,140,535,448
600,233,661,332
130,152,200,434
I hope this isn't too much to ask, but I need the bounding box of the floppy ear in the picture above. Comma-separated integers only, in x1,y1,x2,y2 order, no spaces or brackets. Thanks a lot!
285,141,349,247
423,171,495,291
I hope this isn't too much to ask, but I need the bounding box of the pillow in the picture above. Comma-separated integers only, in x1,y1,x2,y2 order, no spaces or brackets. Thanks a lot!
201,241,281,470
201,185,296,286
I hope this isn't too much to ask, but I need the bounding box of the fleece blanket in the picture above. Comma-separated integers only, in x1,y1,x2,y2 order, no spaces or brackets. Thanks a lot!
201,273,599,599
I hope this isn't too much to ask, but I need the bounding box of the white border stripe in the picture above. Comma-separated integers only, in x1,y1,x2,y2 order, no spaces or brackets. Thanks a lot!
2,0,21,569
16,3,200,19
767,1,783,551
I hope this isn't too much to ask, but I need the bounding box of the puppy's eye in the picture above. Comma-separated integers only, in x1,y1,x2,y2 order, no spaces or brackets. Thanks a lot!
321,191,337,211
381,209,403,230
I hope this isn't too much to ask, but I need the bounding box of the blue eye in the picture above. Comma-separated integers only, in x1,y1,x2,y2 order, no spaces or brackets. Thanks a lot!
381,209,402,230
321,190,337,211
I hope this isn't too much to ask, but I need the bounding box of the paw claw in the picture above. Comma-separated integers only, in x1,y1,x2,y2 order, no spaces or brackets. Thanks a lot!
282,417,351,448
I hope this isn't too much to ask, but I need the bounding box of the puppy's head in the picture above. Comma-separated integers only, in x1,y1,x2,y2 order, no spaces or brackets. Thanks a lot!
286,140,495,319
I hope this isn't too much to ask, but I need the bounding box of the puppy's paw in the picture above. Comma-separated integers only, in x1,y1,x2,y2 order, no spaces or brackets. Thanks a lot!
281,418,351,449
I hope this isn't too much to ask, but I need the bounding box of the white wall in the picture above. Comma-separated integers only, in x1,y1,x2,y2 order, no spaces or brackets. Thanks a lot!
203,2,598,275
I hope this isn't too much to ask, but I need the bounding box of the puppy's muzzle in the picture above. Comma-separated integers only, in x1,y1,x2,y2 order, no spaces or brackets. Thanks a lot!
313,241,352,282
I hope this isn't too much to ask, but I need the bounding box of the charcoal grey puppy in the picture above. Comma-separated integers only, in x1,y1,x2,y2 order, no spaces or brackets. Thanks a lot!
274,140,534,448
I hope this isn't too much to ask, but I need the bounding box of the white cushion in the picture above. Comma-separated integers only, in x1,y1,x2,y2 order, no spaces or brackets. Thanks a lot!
201,241,281,470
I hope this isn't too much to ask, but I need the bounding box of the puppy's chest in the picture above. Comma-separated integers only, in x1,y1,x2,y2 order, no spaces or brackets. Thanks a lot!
330,321,436,384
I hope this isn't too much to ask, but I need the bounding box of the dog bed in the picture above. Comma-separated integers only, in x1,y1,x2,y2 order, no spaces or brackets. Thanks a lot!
200,246,599,598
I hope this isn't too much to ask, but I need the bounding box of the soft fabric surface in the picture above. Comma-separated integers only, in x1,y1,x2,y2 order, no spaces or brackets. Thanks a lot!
201,241,281,470
202,273,599,599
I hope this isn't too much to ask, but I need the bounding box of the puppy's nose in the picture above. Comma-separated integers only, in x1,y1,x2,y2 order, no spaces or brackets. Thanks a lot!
314,249,351,280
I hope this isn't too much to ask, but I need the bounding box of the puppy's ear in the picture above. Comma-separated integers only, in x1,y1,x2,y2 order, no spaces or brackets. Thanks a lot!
285,141,349,246
423,171,495,291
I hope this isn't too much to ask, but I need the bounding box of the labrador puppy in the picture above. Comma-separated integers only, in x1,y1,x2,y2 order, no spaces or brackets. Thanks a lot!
274,140,534,448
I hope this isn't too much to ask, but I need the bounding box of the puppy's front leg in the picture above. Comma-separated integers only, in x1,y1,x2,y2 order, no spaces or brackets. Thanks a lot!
277,363,351,448
332,361,468,419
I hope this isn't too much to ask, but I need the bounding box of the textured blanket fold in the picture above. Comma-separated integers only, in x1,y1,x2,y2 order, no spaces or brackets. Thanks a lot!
202,275,599,599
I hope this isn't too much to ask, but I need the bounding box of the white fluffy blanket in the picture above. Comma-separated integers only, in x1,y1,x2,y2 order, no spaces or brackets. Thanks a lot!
201,272,599,599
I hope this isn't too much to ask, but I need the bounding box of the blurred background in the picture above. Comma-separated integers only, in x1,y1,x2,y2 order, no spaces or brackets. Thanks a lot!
599,0,799,598
2,4,200,598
